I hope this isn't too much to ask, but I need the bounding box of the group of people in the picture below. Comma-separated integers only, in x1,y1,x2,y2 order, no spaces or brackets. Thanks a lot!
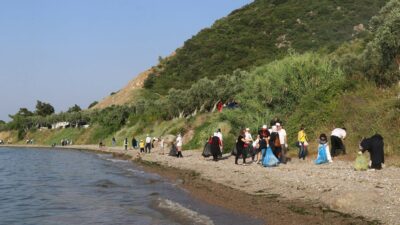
60,139,72,146
216,100,239,112
101,118,385,171
110,135,161,152
234,123,287,167
231,118,385,170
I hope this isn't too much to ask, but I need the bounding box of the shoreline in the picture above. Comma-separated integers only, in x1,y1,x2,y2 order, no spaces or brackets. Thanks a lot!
1,144,397,224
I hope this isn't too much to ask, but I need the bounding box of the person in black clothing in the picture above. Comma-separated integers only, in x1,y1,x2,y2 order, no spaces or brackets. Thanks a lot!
131,137,137,149
235,129,248,165
124,138,128,150
269,125,281,159
257,125,270,163
359,134,385,170
210,133,222,161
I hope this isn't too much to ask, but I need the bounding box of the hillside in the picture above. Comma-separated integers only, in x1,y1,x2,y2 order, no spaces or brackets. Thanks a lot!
92,68,152,110
146,0,387,94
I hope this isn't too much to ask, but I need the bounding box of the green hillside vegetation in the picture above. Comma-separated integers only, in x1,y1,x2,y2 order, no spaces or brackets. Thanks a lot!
146,0,386,94
1,0,400,160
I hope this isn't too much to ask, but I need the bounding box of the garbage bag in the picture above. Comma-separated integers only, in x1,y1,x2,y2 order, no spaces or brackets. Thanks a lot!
354,154,369,171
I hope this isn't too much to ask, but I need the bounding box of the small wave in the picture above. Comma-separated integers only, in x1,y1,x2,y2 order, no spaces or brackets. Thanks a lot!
91,179,119,188
105,158,129,163
125,168,144,174
152,198,215,225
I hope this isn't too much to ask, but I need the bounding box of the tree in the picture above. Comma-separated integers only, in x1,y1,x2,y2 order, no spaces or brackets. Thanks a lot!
14,108,34,117
67,104,82,113
362,0,400,86
35,101,55,117
88,101,98,109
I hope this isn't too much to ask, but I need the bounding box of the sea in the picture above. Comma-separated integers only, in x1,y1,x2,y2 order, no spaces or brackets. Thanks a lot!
0,147,262,225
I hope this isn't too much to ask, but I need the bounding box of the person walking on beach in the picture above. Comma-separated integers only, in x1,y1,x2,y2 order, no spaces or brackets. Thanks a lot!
216,128,223,154
235,129,248,165
269,125,281,159
252,134,260,161
297,125,308,160
244,128,253,161
124,138,128,150
210,132,222,161
359,134,384,170
277,123,288,163
139,140,145,153
112,137,116,147
131,136,137,149
160,137,165,155
330,127,347,157
315,133,332,164
145,134,152,153
176,133,183,158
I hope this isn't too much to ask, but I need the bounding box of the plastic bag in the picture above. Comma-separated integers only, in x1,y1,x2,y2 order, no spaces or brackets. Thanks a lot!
202,143,212,157
354,154,369,171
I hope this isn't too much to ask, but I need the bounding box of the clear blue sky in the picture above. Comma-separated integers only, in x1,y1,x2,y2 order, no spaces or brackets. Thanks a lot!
0,0,252,121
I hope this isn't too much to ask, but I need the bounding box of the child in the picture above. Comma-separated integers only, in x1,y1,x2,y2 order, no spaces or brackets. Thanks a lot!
139,140,145,153
315,133,333,164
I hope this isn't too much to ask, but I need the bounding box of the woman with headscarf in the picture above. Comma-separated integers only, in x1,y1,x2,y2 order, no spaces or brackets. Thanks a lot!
315,133,332,164
235,129,248,165
257,125,270,163
210,132,222,161
262,139,279,167
269,125,281,159
359,134,384,170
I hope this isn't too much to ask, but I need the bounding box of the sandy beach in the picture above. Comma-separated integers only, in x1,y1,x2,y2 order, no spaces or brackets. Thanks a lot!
3,144,398,224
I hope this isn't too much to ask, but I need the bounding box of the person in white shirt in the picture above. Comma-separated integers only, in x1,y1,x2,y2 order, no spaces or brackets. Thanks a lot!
160,138,165,155
145,135,152,153
330,127,347,157
276,123,288,163
244,128,253,142
176,134,183,158
216,128,223,153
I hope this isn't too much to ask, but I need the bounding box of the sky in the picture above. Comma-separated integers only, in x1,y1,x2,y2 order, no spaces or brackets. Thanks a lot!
0,0,253,121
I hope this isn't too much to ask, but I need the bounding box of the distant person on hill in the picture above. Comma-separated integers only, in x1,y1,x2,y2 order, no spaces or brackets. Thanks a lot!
315,133,332,164
145,134,152,153
235,129,248,165
277,123,288,163
217,101,223,112
210,132,222,161
330,127,347,157
359,134,384,170
139,140,145,153
124,138,128,150
297,125,308,160
176,134,183,158
112,137,116,146
131,136,137,149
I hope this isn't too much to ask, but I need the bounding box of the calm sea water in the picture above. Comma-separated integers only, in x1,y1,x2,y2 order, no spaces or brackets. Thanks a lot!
0,147,262,225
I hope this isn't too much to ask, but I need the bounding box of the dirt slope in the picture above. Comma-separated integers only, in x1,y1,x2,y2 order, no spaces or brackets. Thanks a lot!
92,68,152,109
